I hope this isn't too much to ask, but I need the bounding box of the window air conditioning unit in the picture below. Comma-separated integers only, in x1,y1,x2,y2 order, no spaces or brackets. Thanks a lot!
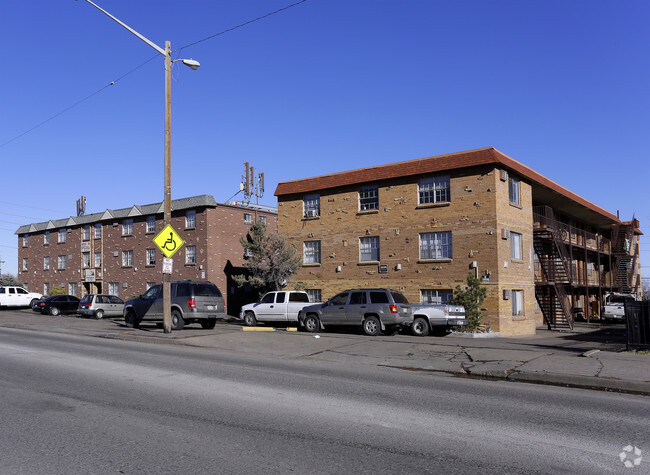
503,289,511,300
500,170,508,181
305,209,318,218
502,228,510,240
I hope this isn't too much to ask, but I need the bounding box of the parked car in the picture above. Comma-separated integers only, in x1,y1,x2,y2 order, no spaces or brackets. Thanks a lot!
78,294,125,319
602,292,637,321
123,280,225,330
239,291,315,326
0,286,42,308
36,295,81,316
411,303,467,336
298,288,413,336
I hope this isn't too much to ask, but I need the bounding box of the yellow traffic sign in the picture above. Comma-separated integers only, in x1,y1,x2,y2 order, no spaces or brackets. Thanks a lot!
153,224,184,258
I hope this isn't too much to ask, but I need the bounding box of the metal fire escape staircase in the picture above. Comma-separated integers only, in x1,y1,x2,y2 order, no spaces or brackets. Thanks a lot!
533,207,574,330
611,223,637,294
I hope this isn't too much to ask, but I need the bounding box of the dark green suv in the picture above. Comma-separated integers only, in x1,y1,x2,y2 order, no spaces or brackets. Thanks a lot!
123,280,225,330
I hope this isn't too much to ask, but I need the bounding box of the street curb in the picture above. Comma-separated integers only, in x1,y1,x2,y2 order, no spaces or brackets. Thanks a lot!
506,372,650,396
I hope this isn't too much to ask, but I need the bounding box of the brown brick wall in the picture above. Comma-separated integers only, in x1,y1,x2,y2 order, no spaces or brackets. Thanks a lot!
17,203,278,315
277,165,539,336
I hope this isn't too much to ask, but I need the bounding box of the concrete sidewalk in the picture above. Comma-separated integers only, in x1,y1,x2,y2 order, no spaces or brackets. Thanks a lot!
2,310,648,395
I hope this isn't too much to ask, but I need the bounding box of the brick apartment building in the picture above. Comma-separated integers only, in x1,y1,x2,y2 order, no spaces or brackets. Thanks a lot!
15,195,277,315
274,147,642,336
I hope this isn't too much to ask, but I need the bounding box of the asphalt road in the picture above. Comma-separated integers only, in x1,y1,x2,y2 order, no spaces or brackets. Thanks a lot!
0,327,648,474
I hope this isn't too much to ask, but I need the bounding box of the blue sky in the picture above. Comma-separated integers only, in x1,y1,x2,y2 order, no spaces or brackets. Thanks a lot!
1,0,648,279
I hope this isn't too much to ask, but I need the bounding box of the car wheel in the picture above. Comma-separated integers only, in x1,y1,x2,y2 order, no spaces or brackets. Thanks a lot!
362,316,381,336
243,311,257,327
411,317,430,337
200,319,216,330
125,310,139,329
303,314,320,333
95,309,104,320
49,307,60,316
171,310,185,330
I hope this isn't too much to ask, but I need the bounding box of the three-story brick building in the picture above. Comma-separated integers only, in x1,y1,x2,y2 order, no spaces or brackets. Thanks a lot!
16,195,277,316
274,148,642,336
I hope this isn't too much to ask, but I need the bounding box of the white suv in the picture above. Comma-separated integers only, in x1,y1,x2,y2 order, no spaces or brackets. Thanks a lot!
0,286,43,308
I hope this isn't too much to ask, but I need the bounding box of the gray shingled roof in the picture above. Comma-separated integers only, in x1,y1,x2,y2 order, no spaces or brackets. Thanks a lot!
15,195,219,235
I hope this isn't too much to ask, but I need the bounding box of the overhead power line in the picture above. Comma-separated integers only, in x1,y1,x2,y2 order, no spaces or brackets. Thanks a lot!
0,54,159,149
1,0,309,149
176,0,308,53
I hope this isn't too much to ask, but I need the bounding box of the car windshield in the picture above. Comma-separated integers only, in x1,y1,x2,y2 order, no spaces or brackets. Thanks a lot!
194,283,221,297
80,295,92,303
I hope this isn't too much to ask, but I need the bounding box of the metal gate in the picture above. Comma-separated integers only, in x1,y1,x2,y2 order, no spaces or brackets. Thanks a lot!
625,301,650,350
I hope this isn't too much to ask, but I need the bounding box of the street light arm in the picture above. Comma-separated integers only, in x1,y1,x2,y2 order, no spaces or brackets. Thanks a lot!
79,0,167,56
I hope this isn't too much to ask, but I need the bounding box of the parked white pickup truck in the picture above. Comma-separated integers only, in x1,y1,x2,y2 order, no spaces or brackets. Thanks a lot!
0,286,43,308
240,291,316,326
602,292,637,321
411,303,467,336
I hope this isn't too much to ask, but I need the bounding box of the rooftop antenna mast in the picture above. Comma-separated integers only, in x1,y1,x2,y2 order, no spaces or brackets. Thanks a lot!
76,196,87,217
241,162,265,205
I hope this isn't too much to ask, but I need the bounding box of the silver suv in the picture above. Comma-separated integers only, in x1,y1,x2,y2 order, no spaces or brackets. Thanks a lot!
298,288,413,336
123,280,225,330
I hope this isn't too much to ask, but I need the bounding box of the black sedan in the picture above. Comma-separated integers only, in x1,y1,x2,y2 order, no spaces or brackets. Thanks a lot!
36,295,81,316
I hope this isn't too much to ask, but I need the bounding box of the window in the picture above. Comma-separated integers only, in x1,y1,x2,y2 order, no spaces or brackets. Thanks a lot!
369,291,389,304
360,236,380,262
359,186,379,211
44,231,50,245
44,283,50,296
421,289,453,304
122,219,133,236
419,231,452,259
418,175,450,205
58,255,67,270
82,252,91,268
146,216,156,233
186,245,196,264
289,292,310,303
510,232,523,260
108,282,119,297
68,283,78,297
303,241,321,265
43,257,50,270
512,290,524,316
185,210,196,229
146,249,156,266
303,194,320,218
259,216,267,225
58,228,66,243
82,225,90,240
23,235,28,247
22,258,28,271
122,250,133,267
94,252,101,268
94,224,102,239
244,213,252,224
349,291,367,305
330,292,349,306
306,289,322,303
509,176,520,205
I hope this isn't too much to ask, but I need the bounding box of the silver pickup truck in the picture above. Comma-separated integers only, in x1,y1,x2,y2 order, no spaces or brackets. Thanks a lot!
411,303,467,336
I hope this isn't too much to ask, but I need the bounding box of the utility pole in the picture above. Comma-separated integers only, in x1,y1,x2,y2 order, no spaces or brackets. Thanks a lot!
79,0,199,333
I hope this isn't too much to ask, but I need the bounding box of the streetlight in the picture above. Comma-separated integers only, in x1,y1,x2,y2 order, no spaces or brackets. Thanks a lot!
79,0,199,333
